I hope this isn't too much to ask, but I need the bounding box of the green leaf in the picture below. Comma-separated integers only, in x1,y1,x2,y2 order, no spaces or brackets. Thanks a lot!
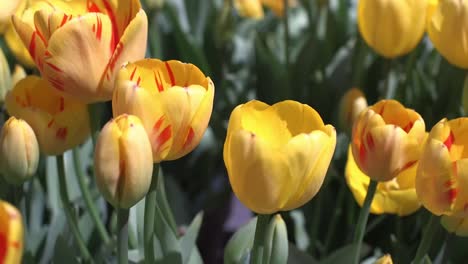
154,203,182,264
290,210,310,251
52,235,80,264
320,244,357,264
288,243,318,264
224,217,257,264
179,212,204,264
422,255,432,264
187,246,204,264
156,170,178,234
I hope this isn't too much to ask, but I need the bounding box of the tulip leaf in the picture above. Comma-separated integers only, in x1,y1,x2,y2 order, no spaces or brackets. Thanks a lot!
154,202,182,264
156,170,178,234
186,247,204,264
422,255,432,264
224,217,257,264
39,213,66,263
290,210,310,251
179,212,204,264
52,235,80,264
320,244,358,264
288,243,319,264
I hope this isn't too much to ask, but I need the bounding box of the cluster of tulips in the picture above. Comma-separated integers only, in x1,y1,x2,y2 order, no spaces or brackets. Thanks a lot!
0,0,468,263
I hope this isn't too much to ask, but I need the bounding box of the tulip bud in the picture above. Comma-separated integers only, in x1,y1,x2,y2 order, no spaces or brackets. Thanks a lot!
263,214,288,264
234,0,264,19
0,117,39,185
224,100,336,214
339,88,368,132
94,114,153,208
358,0,426,58
0,200,24,264
427,0,468,68
374,254,393,264
0,47,11,104
351,100,425,182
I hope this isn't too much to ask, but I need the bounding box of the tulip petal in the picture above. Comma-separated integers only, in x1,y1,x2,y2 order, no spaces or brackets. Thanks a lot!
11,14,47,70
43,12,113,102
441,215,468,236
0,201,23,264
234,0,264,19
271,100,326,136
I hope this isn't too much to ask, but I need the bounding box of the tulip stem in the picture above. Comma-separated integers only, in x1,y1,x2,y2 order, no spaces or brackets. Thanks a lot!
283,0,290,69
56,154,92,262
117,208,129,264
413,214,438,264
72,148,111,244
352,179,377,264
251,214,272,264
88,103,101,147
144,163,160,264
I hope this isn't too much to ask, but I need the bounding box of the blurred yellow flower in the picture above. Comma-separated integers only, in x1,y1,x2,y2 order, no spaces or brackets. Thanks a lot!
0,48,11,104
94,114,153,208
427,0,468,68
113,59,214,162
223,100,336,214
5,76,90,155
0,200,23,264
374,254,393,264
416,117,468,236
351,100,426,182
0,117,39,185
358,0,426,58
234,0,296,19
12,0,148,103
339,88,368,132
346,147,421,216
0,0,24,34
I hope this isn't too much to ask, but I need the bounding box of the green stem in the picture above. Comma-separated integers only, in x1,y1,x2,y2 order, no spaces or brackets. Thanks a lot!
323,184,345,254
56,155,92,262
383,59,394,99
87,103,101,147
283,0,290,70
117,208,129,264
72,148,110,244
352,180,378,264
413,214,438,264
251,214,272,264
144,163,160,264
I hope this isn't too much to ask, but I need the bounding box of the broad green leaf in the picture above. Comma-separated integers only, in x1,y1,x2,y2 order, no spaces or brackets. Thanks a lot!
320,244,357,264
180,212,204,263
224,217,257,264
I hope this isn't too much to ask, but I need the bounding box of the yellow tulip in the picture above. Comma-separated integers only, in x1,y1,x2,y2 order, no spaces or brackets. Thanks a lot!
113,59,215,162
12,0,148,103
346,147,421,216
0,117,39,185
11,65,26,86
0,48,11,104
94,114,153,208
351,100,425,182
0,0,24,34
5,75,90,155
234,0,296,19
339,88,368,132
427,0,468,68
0,200,23,264
223,100,336,214
416,117,468,236
374,254,393,264
358,0,426,58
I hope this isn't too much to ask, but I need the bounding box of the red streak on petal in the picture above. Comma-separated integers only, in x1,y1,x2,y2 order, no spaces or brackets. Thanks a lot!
136,77,141,86
378,102,386,116
44,50,52,58
165,62,176,86
400,160,417,172
46,62,63,73
129,66,137,81
358,143,367,167
10,241,20,249
29,32,37,59
403,121,414,133
154,116,164,131
448,188,458,204
444,131,455,151
107,42,124,73
60,14,68,27
102,0,118,52
47,119,54,128
95,15,102,41
182,127,194,149
48,77,64,91
155,126,172,150
154,70,164,92
56,127,68,140
0,232,6,263
366,133,374,149
59,97,64,112
87,0,101,12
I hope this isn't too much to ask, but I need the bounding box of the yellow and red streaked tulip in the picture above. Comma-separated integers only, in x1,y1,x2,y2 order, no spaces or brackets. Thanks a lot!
0,0,24,34
351,100,426,182
0,117,39,185
346,147,421,216
234,0,296,19
94,114,153,208
358,0,426,58
113,59,215,162
223,100,336,214
5,76,90,155
339,88,368,132
0,200,23,264
416,117,468,236
375,254,393,264
12,0,148,103
427,0,468,69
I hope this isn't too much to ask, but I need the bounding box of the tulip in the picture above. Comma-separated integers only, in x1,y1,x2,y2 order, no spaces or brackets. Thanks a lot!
0,200,23,264
12,0,148,103
223,100,336,214
5,76,90,155
427,0,468,69
0,47,11,104
0,0,24,33
339,88,368,132
263,214,288,263
113,59,215,162
11,65,26,86
358,0,426,58
351,100,426,182
416,117,468,236
346,147,421,216
375,254,393,264
0,117,39,185
234,0,296,19
94,114,153,208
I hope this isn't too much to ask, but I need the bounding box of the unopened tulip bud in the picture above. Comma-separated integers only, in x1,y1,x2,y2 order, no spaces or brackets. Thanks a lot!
263,214,288,264
0,200,24,264
339,88,368,132
94,114,153,208
374,254,393,264
0,117,39,185
0,47,11,104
